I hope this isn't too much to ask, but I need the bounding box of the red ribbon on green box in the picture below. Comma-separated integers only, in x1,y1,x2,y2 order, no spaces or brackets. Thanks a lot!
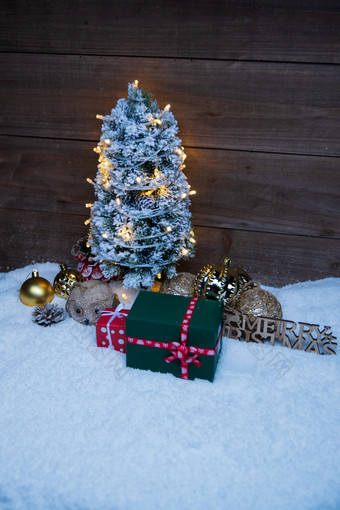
126,297,222,380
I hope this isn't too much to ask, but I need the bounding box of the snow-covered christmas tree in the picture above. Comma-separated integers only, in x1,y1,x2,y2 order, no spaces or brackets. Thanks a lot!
86,81,196,288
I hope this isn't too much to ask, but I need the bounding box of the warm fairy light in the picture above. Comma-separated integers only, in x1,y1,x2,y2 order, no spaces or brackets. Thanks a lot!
189,190,197,195
159,186,168,195
148,114,162,126
84,218,91,225
102,233,108,239
190,230,195,235
96,114,104,120
122,293,128,300
116,198,121,205
189,238,196,244
86,242,90,248
85,203,93,208
157,273,162,279
182,248,189,255
123,232,131,240
165,104,170,111
93,147,101,153
86,178,93,184
134,80,138,87
119,226,132,240
154,168,159,176
166,226,172,232
181,193,187,199
104,139,111,145
136,176,141,183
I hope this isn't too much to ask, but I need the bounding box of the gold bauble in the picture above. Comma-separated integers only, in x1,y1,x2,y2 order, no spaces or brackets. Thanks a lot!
19,270,54,307
237,281,282,320
160,272,196,297
53,263,84,299
194,257,251,306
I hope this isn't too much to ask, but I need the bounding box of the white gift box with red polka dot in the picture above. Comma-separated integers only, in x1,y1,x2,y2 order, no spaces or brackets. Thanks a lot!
96,306,129,353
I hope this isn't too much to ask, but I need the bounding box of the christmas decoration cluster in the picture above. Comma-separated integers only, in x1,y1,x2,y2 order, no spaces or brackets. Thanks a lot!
16,82,337,381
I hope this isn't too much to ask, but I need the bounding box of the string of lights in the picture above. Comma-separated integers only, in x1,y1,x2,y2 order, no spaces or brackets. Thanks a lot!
85,81,196,288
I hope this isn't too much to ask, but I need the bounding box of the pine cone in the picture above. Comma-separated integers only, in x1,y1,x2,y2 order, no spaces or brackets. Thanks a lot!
134,192,156,210
32,303,66,327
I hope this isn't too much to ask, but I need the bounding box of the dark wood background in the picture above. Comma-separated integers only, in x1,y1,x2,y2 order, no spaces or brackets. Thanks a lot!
1,0,339,285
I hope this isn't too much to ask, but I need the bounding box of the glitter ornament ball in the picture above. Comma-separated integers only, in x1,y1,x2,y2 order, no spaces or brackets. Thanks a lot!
194,257,251,306
53,263,84,299
19,270,54,307
237,281,282,320
160,272,196,297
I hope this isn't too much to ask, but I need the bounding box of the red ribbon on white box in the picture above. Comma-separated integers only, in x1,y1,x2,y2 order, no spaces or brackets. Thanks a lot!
101,303,128,347
127,297,222,380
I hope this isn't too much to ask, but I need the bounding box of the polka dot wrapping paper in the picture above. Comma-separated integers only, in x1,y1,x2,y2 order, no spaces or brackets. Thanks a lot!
96,305,129,353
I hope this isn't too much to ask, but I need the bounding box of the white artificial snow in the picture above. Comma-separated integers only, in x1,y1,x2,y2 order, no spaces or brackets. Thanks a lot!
0,262,339,510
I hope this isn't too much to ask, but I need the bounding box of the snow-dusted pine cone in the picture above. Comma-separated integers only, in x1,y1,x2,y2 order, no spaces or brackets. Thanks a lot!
32,303,66,327
134,192,156,210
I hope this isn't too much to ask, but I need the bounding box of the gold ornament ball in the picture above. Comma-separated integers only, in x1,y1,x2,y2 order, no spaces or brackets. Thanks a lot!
237,281,282,320
53,263,84,299
160,272,196,297
194,257,251,306
19,270,54,307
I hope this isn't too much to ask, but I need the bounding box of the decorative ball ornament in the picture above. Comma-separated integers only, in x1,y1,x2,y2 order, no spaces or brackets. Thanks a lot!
194,257,251,306
19,270,54,307
237,281,282,320
53,263,84,299
160,272,196,297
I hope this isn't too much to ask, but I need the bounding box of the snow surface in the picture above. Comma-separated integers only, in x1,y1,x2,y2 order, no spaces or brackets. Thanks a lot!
0,262,339,510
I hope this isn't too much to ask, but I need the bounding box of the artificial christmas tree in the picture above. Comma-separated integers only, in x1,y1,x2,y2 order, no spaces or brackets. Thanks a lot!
87,81,195,288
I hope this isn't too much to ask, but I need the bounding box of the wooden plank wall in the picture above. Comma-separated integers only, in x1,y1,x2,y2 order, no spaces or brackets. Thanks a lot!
1,0,339,285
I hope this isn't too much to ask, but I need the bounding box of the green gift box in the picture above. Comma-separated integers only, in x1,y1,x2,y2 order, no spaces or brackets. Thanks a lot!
126,290,223,382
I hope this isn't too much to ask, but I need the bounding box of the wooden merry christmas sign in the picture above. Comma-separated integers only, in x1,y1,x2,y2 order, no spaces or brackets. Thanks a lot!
223,308,337,355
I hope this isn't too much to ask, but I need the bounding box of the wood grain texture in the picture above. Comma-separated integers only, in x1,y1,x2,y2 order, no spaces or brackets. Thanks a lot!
1,136,339,239
1,0,339,63
1,1,339,284
1,208,339,285
178,226,340,285
1,54,339,156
